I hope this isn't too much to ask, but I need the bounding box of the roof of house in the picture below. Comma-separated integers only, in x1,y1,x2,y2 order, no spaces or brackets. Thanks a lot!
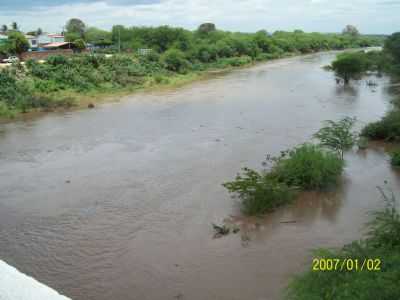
43,42,71,48
48,34,64,38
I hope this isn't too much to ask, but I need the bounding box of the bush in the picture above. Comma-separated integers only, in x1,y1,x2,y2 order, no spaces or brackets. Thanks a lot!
272,144,345,190
161,48,189,73
214,56,252,68
224,143,344,215
390,150,400,167
361,110,400,141
223,168,295,215
47,55,68,66
0,102,15,118
314,117,357,159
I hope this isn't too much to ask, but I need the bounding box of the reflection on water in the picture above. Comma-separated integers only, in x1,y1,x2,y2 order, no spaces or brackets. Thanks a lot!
335,84,359,97
0,52,399,300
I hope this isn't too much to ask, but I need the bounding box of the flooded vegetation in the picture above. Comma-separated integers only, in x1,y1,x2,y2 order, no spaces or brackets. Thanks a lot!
1,50,399,300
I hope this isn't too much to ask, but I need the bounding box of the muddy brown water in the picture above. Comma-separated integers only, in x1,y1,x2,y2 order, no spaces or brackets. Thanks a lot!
1,52,400,300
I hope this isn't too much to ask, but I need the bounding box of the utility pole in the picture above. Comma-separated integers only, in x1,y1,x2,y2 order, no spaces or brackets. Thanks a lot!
118,27,121,53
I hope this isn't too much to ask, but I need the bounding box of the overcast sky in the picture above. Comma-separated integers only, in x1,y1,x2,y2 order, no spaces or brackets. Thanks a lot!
0,0,398,34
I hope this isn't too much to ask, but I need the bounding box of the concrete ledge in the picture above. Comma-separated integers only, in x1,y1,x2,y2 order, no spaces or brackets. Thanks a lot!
0,260,71,300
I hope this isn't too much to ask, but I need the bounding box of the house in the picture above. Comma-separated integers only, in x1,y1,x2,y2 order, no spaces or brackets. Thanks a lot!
26,33,66,50
48,34,65,43
25,35,38,49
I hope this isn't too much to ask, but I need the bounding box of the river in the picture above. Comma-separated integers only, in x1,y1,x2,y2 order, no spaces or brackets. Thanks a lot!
0,51,399,300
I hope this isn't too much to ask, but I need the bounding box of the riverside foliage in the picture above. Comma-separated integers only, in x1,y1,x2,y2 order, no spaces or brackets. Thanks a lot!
314,117,357,159
0,24,383,117
328,32,400,143
223,143,344,215
286,186,400,300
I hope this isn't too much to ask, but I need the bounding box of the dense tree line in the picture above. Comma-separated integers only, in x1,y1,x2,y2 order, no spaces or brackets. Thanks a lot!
0,21,386,117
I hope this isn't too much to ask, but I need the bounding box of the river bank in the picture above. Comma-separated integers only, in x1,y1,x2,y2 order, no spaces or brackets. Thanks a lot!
0,51,287,121
0,48,377,123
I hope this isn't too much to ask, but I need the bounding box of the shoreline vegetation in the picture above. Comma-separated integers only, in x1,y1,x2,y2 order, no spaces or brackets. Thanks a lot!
286,185,400,300
219,31,400,299
222,31,399,218
0,21,384,119
285,32,400,299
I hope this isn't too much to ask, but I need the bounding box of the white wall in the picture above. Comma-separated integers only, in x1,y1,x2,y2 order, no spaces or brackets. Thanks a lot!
0,260,72,300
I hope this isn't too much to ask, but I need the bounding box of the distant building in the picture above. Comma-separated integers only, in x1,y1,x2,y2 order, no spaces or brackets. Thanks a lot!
47,34,65,43
25,33,65,50
25,35,38,49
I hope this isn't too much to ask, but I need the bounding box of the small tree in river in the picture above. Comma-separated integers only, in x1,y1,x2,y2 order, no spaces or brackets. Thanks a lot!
314,117,357,159
331,52,366,84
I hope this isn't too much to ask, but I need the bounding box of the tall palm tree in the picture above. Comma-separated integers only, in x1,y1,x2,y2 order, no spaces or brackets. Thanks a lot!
11,22,18,31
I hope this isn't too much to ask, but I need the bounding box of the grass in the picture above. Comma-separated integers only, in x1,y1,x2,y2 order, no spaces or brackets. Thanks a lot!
286,186,400,300
223,143,344,215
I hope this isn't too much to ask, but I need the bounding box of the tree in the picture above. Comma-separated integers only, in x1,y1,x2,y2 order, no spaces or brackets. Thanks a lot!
331,52,367,84
85,27,112,46
66,18,86,39
7,31,29,55
384,32,400,63
0,25,7,33
11,22,18,31
198,23,216,34
36,28,43,36
65,32,81,43
342,25,359,37
254,30,273,52
73,39,86,52
314,117,357,159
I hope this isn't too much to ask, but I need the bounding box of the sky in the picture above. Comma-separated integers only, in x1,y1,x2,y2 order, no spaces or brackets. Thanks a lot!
0,0,398,34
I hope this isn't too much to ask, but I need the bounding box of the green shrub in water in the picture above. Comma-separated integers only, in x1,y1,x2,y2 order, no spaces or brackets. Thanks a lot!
314,117,357,159
361,110,400,141
224,144,344,215
390,150,400,167
223,168,295,216
272,144,345,190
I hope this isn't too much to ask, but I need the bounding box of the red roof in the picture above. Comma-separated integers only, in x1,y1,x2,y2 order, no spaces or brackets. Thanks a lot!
43,42,71,48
